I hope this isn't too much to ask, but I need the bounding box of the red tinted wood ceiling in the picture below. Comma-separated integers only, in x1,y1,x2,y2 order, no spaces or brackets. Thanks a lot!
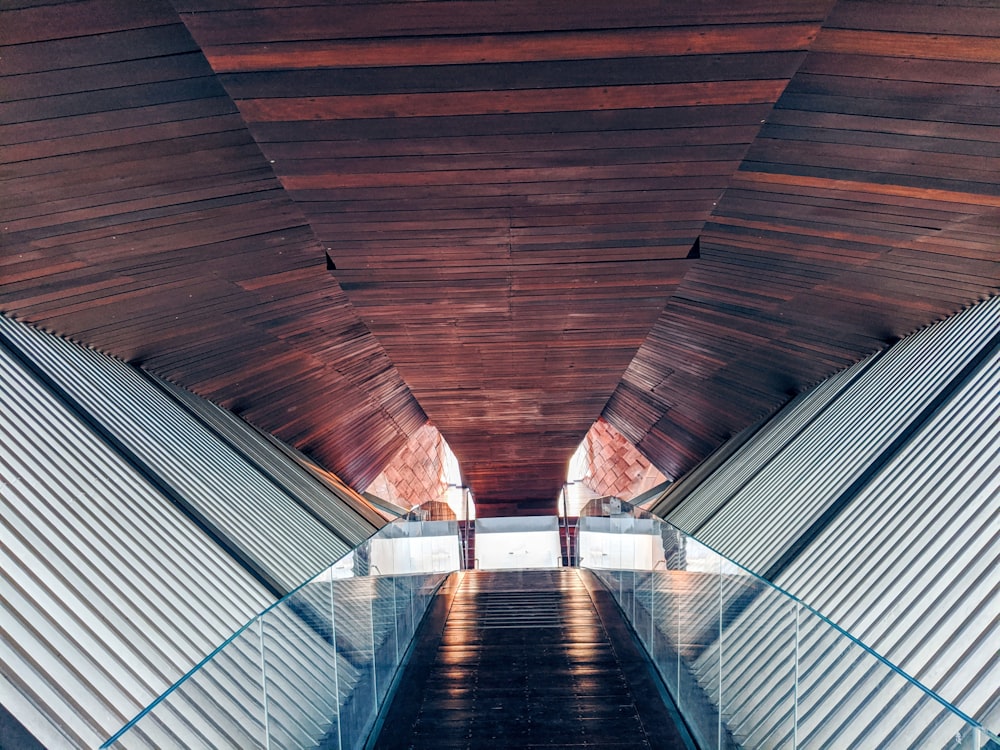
2,0,998,512
174,0,836,509
0,0,424,489
604,0,1000,478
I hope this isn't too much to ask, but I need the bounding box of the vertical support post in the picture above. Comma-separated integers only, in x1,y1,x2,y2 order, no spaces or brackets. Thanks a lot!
793,601,801,749
648,569,654,651
392,577,399,664
329,580,342,750
257,617,271,750
561,484,572,566
676,588,682,716
369,587,379,715
718,565,724,750
462,487,470,569
650,567,656,657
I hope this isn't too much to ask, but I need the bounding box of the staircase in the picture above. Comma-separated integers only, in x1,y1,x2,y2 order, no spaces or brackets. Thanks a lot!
459,520,476,569
559,517,578,566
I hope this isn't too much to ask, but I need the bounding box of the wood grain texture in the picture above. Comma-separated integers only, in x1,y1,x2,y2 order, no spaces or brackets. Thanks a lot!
0,0,424,490
169,0,833,508
603,0,1000,480
3,0,997,512
204,25,821,72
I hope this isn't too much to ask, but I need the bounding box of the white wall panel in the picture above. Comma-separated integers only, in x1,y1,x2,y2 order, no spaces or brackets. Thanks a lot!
1,340,272,749
666,296,1000,736
0,315,353,592
475,516,562,570
153,375,380,546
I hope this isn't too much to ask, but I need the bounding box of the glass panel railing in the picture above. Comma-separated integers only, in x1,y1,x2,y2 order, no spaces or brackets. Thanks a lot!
102,519,459,750
580,503,998,750
474,515,562,569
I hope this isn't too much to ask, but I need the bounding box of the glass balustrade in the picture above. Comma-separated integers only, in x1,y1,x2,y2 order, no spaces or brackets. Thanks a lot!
100,505,996,750
579,503,998,750
102,519,459,750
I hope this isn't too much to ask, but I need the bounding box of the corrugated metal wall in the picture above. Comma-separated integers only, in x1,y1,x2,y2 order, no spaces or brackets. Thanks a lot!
658,352,875,532
107,573,436,750
773,336,1000,735
662,296,999,576
0,314,367,594
659,295,1000,734
0,334,272,749
0,314,387,748
151,375,380,546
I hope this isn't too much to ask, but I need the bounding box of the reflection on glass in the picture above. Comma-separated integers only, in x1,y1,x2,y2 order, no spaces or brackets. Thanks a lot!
104,519,457,750
579,502,997,750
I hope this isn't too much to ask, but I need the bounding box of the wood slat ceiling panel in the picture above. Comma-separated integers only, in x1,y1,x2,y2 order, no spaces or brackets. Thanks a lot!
4,0,995,512
176,1,836,41
176,0,833,509
0,0,424,489
603,0,1000,480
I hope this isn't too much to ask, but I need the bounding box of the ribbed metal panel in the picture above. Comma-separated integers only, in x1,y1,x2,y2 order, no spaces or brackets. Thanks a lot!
649,417,765,519
696,295,1000,573
655,297,1000,743
263,436,394,527
0,315,351,592
664,353,874,534
107,574,439,750
0,341,272,750
108,594,351,750
690,587,983,748
774,338,1000,734
153,375,378,547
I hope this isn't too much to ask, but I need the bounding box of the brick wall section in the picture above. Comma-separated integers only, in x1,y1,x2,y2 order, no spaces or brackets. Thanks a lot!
366,423,449,509
583,418,667,501
368,418,664,511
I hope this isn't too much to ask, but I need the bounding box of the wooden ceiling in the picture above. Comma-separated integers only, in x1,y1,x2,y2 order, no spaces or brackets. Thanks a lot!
605,0,1000,477
0,0,424,489
2,0,998,513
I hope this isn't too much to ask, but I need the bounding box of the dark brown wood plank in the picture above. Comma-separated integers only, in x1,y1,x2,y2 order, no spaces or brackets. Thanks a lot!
218,52,805,98
238,80,790,121
206,24,819,72
169,0,837,506
177,1,833,43
6,0,997,514
0,2,425,492
0,0,177,45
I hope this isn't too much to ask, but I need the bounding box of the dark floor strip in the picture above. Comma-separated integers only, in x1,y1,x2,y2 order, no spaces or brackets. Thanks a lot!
373,569,692,750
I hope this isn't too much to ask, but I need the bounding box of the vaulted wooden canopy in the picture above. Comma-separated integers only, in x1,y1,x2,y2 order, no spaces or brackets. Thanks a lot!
2,0,998,515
